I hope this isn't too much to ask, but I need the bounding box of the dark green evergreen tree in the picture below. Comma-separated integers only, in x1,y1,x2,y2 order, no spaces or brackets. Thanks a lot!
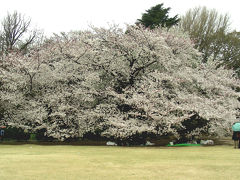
136,4,180,29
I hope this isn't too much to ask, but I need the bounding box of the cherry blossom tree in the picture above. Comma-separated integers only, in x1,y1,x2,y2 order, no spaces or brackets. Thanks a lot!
0,25,239,143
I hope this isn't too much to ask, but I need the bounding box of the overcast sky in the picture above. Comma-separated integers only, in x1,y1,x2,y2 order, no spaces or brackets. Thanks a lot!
0,0,239,36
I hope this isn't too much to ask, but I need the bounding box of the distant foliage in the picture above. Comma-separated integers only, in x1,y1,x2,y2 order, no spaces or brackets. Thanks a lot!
0,11,40,56
179,6,231,63
0,25,239,142
136,4,180,29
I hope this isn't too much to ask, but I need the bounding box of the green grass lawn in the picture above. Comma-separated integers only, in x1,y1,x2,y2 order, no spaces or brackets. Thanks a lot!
0,144,240,180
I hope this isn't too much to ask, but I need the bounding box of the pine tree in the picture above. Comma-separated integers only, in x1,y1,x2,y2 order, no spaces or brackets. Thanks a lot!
136,4,180,29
